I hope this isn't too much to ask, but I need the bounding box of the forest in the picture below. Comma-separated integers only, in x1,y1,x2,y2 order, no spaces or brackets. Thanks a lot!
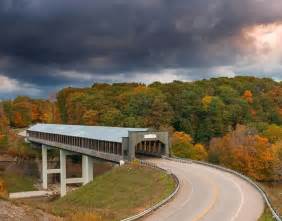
0,76,282,182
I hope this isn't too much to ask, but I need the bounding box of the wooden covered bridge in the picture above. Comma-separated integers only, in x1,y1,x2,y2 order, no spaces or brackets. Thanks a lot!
26,124,169,196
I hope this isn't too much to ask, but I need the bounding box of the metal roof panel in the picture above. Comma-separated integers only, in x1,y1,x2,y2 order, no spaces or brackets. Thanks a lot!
28,124,148,143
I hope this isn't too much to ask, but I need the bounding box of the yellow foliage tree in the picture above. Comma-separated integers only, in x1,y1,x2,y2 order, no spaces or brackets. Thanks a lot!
263,124,282,143
202,96,213,109
194,144,208,161
172,131,193,144
171,131,207,161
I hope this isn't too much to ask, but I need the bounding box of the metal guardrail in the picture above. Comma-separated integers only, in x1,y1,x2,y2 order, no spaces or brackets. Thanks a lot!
164,156,281,221
120,160,180,221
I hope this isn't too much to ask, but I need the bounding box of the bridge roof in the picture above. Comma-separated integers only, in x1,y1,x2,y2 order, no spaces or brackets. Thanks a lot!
28,124,148,143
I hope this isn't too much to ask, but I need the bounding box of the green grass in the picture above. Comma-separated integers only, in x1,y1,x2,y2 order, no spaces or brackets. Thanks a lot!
52,164,176,221
259,182,282,216
259,208,275,221
0,173,36,193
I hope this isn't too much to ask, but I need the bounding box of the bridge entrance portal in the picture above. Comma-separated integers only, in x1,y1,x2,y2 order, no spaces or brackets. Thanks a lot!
135,140,165,157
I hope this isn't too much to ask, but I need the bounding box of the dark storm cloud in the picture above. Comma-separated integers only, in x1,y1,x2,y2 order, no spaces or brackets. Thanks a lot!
0,0,282,97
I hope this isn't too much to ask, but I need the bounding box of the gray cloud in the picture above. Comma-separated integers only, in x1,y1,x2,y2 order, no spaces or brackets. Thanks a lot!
0,0,281,98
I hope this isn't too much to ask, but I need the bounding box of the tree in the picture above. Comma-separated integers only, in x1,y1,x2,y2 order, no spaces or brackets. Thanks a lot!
209,125,276,181
100,108,123,126
0,104,9,150
145,96,173,129
0,104,9,134
82,110,99,125
10,97,32,128
243,90,254,104
202,96,213,110
171,131,207,161
263,124,282,143
273,141,282,178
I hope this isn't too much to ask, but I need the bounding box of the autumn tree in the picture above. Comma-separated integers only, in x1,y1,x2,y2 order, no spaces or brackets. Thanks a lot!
209,125,276,181
0,104,9,150
171,131,207,161
82,110,99,125
263,124,282,143
243,90,253,104
0,104,9,134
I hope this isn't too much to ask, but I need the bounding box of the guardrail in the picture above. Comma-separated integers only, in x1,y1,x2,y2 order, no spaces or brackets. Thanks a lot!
120,160,180,221
164,156,281,221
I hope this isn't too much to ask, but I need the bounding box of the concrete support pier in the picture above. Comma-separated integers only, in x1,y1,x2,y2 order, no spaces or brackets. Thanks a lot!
60,149,67,196
41,145,94,197
42,145,48,189
82,155,94,185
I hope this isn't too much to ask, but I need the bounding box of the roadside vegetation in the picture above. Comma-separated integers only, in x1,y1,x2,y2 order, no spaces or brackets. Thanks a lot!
53,163,175,221
259,208,275,221
0,173,36,193
19,163,175,221
260,183,282,216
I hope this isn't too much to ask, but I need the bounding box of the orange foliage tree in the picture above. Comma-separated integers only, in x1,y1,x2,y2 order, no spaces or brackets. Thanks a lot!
209,125,276,181
243,90,253,104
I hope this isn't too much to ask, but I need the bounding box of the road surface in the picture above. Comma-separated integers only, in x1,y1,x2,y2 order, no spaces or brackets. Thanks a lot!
144,158,264,221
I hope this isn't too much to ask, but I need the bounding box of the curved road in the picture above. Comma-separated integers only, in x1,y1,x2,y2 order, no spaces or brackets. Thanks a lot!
144,158,264,221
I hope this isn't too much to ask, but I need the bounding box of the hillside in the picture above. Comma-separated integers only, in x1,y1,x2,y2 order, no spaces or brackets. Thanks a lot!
1,76,282,143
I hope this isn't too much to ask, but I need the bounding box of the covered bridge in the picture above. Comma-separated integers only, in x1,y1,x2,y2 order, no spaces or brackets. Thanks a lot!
27,124,169,162
26,124,169,196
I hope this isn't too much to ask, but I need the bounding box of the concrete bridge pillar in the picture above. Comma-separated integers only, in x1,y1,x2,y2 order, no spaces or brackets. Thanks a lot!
41,145,94,197
60,149,67,197
82,155,94,185
42,145,48,189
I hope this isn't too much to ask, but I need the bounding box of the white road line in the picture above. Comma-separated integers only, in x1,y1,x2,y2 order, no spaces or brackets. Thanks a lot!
156,163,195,211
144,159,263,221
200,165,245,221
229,178,244,221
164,161,220,221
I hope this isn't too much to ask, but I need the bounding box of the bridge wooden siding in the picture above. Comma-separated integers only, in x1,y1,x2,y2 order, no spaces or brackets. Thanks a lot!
27,130,124,163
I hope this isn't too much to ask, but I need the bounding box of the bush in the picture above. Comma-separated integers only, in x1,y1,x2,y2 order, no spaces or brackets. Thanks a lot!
0,178,8,199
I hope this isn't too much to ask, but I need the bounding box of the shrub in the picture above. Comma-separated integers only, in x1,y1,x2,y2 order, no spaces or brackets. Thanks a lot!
0,178,8,198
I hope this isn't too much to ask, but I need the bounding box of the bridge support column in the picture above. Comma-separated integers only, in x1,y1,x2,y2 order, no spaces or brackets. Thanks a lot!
42,145,48,189
41,146,94,197
60,149,67,197
41,145,62,190
82,155,93,185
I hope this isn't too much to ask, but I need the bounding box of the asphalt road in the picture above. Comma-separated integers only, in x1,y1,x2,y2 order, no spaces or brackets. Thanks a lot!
144,158,264,221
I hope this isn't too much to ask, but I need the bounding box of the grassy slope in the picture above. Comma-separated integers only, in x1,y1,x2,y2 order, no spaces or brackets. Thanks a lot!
259,208,275,221
52,164,175,221
260,183,282,215
0,172,36,193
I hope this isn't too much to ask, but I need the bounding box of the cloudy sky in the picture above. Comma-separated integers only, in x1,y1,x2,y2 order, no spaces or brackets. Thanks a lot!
0,0,282,98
